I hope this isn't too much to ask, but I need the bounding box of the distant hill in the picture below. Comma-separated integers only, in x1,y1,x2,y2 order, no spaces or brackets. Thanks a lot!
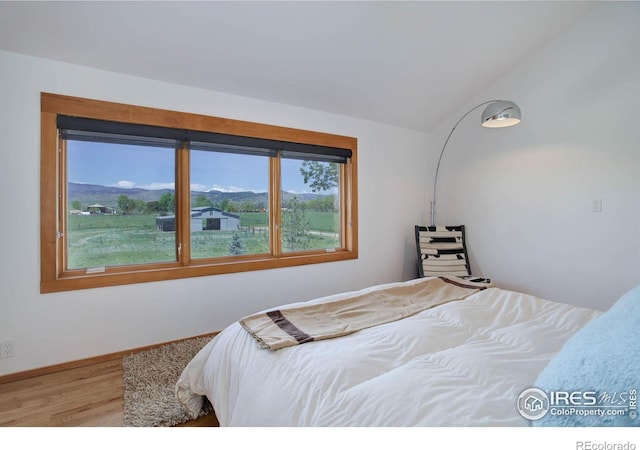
67,182,324,210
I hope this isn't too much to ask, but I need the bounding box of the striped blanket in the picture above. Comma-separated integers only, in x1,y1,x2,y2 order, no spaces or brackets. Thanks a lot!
239,276,492,350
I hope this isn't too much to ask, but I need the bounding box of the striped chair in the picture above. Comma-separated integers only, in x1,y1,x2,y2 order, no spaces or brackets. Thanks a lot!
414,225,491,283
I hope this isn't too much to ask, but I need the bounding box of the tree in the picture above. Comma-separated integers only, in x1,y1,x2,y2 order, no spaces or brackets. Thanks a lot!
227,232,245,256
300,161,338,193
193,195,212,207
145,200,161,214
117,194,134,214
306,194,336,212
133,199,147,214
71,200,82,211
218,198,231,212
227,201,239,213
158,192,175,214
241,200,258,212
282,196,310,252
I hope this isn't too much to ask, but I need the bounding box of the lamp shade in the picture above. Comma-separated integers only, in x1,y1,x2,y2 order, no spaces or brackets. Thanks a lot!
481,100,521,128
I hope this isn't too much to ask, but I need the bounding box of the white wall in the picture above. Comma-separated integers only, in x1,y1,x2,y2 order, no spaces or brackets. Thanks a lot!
430,3,640,310
0,51,428,375
3,2,636,376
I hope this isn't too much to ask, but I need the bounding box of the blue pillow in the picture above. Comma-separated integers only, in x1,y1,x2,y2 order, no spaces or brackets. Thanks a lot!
532,284,640,426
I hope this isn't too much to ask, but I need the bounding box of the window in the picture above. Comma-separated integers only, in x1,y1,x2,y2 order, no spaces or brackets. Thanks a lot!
41,93,358,293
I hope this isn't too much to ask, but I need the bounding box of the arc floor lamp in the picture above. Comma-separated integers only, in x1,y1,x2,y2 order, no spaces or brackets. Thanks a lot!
430,100,521,226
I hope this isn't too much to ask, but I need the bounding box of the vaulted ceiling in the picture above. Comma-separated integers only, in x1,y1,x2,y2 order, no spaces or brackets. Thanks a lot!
0,1,594,131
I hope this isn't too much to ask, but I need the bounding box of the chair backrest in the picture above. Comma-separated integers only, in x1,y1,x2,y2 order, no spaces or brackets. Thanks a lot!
414,225,471,278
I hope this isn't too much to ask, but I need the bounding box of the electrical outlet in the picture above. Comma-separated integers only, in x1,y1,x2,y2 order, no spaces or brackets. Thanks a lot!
592,198,603,213
0,340,15,359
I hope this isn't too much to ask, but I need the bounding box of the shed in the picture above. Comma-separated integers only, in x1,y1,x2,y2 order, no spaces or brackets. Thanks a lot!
156,207,240,232
88,204,116,214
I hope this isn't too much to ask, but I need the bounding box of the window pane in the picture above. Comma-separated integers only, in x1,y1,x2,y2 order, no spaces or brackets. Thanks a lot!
66,141,177,269
280,159,341,253
190,150,269,258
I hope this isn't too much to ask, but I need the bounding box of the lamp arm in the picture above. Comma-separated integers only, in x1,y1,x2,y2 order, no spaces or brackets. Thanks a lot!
430,100,497,227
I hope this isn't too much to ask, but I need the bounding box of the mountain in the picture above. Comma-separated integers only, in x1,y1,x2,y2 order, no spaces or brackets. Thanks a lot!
67,182,323,209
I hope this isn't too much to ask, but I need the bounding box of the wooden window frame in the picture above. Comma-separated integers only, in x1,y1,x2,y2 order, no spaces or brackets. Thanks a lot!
40,93,358,293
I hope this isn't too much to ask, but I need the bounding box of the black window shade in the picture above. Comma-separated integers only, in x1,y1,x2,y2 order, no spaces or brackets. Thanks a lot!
57,115,352,163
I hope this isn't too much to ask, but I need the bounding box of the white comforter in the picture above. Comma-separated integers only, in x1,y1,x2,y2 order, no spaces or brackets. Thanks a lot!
176,278,600,426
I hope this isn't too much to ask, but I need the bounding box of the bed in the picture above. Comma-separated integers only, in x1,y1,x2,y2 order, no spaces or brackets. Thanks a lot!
176,276,605,427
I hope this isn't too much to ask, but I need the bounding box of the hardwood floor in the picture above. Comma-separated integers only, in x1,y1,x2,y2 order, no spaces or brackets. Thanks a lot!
0,355,218,427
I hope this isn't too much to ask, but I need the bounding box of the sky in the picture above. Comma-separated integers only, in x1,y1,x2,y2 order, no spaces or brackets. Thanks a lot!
67,141,322,194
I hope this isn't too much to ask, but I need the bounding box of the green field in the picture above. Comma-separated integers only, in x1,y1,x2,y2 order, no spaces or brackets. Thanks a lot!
67,212,340,269
236,211,338,233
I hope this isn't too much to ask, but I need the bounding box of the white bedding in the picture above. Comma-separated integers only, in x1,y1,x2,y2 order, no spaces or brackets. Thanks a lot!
176,278,601,426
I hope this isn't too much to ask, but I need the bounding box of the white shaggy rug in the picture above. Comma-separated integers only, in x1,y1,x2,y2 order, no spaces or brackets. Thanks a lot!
122,336,213,427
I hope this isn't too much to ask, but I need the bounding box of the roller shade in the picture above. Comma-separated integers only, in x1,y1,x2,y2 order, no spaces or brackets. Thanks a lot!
57,115,352,162
281,142,352,163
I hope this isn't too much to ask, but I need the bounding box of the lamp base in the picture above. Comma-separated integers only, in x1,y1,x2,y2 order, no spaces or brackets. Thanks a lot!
430,201,436,227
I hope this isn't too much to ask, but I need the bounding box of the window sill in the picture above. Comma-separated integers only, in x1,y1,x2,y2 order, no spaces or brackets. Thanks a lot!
41,249,358,293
